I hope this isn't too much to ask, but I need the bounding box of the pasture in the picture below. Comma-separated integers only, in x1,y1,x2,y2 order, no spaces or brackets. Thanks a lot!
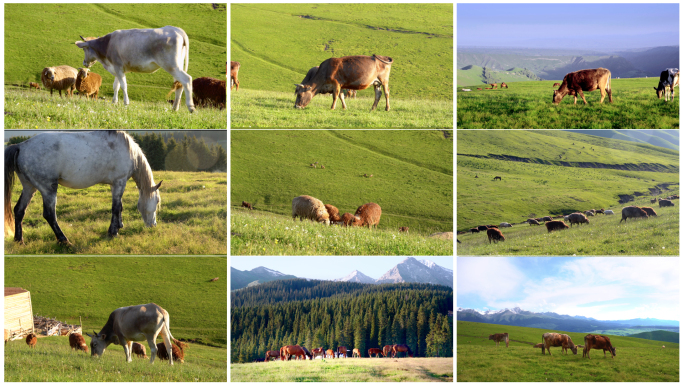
457,78,678,129
5,3,227,129
5,170,227,255
457,321,679,382
231,3,453,128
4,256,227,382
231,357,453,382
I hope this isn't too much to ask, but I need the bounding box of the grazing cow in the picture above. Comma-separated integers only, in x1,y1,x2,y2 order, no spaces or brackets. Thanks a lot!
487,228,505,243
541,216,552,222
241,201,253,210
619,206,649,223
230,61,240,91
75,26,196,112
500,222,513,228
489,83,498,89
131,342,147,358
640,206,657,217
368,347,383,357
156,342,185,363
382,345,395,357
477,88,483,90
553,82,561,87
651,198,658,204
169,77,226,108
670,195,679,199
553,68,612,105
300,66,358,104
654,68,679,101
470,227,480,233
595,208,605,214
326,349,335,359
583,334,616,359
545,220,569,232
659,199,675,207
69,333,89,353
392,344,413,358
604,210,614,215
527,218,541,226
337,346,348,358
352,348,361,358
477,225,489,231
494,176,502,181
567,212,589,227
541,332,577,355
533,343,544,348
265,350,280,362
294,55,393,111
86,303,186,364
26,333,37,348
489,333,509,347
500,82,508,88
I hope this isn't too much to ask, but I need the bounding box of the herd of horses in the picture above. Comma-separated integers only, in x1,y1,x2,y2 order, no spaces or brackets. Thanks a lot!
258,344,414,362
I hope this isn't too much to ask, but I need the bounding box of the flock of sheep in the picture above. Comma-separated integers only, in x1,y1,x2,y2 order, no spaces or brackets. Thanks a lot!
292,195,382,228
464,195,678,244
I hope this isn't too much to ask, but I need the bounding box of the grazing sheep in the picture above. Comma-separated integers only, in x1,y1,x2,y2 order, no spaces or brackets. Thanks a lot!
541,216,552,222
640,207,657,217
353,203,382,229
620,206,649,223
604,210,614,215
595,208,605,214
340,212,356,226
324,204,341,222
527,219,541,226
499,222,513,228
156,341,186,363
487,228,505,243
292,195,330,225
26,333,37,348
68,333,88,353
567,212,590,227
470,228,480,233
29,82,41,90
399,226,409,232
545,220,569,232
584,210,595,217
230,61,240,91
241,201,253,210
75,68,102,100
132,342,147,358
659,199,675,207
41,65,78,98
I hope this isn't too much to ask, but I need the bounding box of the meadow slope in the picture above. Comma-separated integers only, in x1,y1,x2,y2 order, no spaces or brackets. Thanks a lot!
457,79,678,129
457,321,679,382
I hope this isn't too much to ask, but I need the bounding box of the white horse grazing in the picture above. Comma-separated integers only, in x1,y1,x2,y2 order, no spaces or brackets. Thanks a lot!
5,131,162,245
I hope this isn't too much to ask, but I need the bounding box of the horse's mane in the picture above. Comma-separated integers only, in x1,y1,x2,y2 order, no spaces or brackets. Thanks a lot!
107,131,160,205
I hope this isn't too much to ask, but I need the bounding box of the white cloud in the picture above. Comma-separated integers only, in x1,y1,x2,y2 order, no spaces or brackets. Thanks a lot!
457,258,525,302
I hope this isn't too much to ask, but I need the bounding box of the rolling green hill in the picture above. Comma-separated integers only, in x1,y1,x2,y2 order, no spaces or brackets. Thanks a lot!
566,130,679,151
457,321,679,382
457,65,541,86
630,330,679,344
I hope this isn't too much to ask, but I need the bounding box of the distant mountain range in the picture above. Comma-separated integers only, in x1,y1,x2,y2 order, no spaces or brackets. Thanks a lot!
457,307,679,333
232,257,453,290
565,130,679,151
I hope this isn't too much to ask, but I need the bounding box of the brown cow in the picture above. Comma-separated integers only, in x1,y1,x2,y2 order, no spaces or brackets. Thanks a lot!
69,333,88,353
541,333,577,355
567,212,589,227
352,348,361,358
294,55,393,111
640,206,657,217
654,69,679,101
131,342,146,358
156,342,185,363
265,350,280,362
545,220,569,232
382,345,395,357
583,334,616,359
368,347,383,357
470,228,480,233
659,199,675,207
620,206,649,223
527,218,541,226
553,82,561,87
241,201,253,210
487,228,505,243
553,68,612,105
500,82,508,89
230,61,240,91
489,333,509,347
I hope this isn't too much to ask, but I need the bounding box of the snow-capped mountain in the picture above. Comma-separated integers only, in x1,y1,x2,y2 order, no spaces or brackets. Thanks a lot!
231,267,297,290
335,270,377,284
376,257,453,288
251,266,285,277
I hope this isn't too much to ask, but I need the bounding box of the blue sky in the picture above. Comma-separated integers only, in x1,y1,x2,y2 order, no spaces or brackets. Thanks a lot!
232,256,454,280
458,257,678,320
458,4,679,50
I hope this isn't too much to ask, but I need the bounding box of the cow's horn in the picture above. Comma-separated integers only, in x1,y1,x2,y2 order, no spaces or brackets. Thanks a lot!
80,35,86,41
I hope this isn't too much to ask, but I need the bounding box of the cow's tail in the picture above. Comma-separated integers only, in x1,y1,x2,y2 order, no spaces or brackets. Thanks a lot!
181,28,190,74
4,145,20,238
541,336,545,354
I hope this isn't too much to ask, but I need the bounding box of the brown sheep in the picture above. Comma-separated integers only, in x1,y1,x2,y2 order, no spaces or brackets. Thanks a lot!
545,220,569,232
26,333,37,348
41,65,78,98
69,333,88,353
169,77,226,109
292,195,330,225
340,212,356,226
353,203,382,229
527,219,541,226
132,342,147,358
29,82,41,90
399,226,409,233
75,68,102,100
487,228,505,243
659,199,675,207
584,210,595,217
324,204,341,222
620,206,649,223
156,341,186,363
241,201,253,210
231,61,240,91
640,207,657,217
567,212,589,227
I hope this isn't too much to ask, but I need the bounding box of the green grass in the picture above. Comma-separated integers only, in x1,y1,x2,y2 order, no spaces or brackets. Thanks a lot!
5,171,227,255
231,357,453,382
630,331,680,344
457,321,679,382
231,130,453,236
231,208,453,255
231,3,452,128
457,79,679,129
4,257,227,382
5,88,227,129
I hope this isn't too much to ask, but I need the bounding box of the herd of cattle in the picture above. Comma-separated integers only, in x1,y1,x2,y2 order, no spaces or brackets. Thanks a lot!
34,26,226,110
461,67,679,104
489,332,617,359
464,196,678,244
255,344,413,362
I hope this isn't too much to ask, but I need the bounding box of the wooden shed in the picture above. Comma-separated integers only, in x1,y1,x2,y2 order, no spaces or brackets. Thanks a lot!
4,287,35,340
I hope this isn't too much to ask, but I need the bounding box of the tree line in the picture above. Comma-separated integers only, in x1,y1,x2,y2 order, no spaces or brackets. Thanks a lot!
231,281,453,363
6,131,227,172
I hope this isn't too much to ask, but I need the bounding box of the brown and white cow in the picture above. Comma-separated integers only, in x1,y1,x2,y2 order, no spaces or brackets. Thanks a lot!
489,333,509,347
553,68,612,105
294,55,393,111
654,68,679,101
69,333,89,353
231,61,241,91
541,332,577,355
583,334,616,359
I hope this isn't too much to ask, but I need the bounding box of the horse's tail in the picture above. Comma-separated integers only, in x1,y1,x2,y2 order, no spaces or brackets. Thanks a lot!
4,145,20,237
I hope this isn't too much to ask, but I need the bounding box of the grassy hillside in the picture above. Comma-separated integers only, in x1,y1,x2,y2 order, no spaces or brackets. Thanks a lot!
231,357,453,382
630,330,679,344
231,130,453,235
457,66,540,86
5,170,227,255
566,130,679,151
457,78,678,129
457,321,679,382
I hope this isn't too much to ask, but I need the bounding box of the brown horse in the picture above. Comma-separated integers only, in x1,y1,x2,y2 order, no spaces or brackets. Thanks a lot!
265,350,280,362
326,348,335,358
337,346,348,358
392,344,414,358
352,348,361,358
383,345,395,357
312,347,325,359
280,346,287,361
489,83,498,89
283,345,307,360
368,347,383,357
301,346,313,360
501,82,508,88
